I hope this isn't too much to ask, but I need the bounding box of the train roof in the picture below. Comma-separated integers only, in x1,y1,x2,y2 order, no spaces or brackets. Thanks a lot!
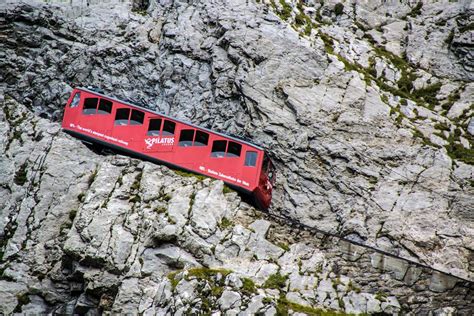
76,87,264,151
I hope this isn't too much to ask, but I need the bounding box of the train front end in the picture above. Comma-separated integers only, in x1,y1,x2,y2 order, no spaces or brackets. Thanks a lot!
254,153,276,210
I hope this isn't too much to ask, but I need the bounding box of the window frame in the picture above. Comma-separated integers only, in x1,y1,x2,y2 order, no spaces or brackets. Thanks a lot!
129,109,145,125
226,141,242,158
162,120,176,136
211,140,227,158
82,97,99,115
114,108,130,126
194,130,209,147
244,151,258,167
147,118,162,136
97,98,113,115
179,129,195,147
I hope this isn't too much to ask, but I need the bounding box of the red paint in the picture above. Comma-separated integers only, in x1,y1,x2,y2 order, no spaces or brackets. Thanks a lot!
62,88,275,209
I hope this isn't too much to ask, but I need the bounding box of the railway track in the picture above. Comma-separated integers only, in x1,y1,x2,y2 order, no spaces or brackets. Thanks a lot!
264,208,474,285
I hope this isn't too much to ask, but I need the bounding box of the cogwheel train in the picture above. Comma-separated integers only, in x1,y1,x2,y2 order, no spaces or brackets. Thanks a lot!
61,87,275,209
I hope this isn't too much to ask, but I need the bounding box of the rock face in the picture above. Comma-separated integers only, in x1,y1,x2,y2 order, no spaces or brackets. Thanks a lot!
1,0,474,314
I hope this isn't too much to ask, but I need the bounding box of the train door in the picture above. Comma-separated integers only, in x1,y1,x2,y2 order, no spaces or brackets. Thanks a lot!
256,153,275,209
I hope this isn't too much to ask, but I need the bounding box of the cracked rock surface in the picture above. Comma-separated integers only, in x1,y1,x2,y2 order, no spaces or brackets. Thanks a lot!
1,0,473,314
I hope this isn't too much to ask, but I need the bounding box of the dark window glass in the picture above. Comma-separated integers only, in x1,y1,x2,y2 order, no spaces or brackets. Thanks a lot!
179,129,195,147
226,141,242,157
244,151,258,167
211,140,227,158
194,131,209,146
83,98,98,115
162,120,176,136
147,118,162,136
115,108,130,125
70,92,81,108
130,109,144,125
97,99,112,114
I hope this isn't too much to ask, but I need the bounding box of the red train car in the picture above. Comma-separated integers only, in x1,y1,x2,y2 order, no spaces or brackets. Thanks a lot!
61,87,275,209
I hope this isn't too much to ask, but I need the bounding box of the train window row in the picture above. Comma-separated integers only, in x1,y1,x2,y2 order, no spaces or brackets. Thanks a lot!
211,140,241,158
147,118,176,136
75,95,256,164
179,129,209,147
115,108,145,126
82,97,113,115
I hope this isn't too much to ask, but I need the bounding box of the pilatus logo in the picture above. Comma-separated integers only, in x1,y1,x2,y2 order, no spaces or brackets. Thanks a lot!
145,137,174,149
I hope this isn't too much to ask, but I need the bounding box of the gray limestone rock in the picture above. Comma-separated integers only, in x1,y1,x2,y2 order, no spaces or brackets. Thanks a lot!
1,0,474,315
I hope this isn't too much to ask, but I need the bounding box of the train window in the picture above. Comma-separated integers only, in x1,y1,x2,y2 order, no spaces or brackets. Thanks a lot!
70,92,81,108
211,140,227,158
83,98,98,115
244,151,257,166
194,131,209,146
226,141,242,157
115,108,130,125
179,129,195,147
97,99,113,114
130,110,144,125
147,119,162,136
162,120,175,136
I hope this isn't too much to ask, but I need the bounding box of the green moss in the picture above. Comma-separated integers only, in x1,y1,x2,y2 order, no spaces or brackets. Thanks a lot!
459,23,474,33
174,170,206,181
445,29,455,46
277,242,290,252
14,162,28,186
408,2,423,17
211,285,225,297
303,22,313,36
68,209,77,222
185,267,232,281
368,176,378,185
434,122,450,132
442,89,461,111
154,206,167,214
130,172,142,192
278,0,293,21
167,270,182,289
412,129,438,148
222,185,234,194
131,9,148,16
445,137,474,165
263,272,288,290
276,296,357,315
161,193,172,202
375,291,387,302
295,12,306,26
59,221,72,234
334,3,344,16
129,195,141,203
412,82,442,108
241,277,257,295
13,293,30,313
319,32,334,54
218,217,234,230
346,281,361,294
88,169,98,187
332,277,343,290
